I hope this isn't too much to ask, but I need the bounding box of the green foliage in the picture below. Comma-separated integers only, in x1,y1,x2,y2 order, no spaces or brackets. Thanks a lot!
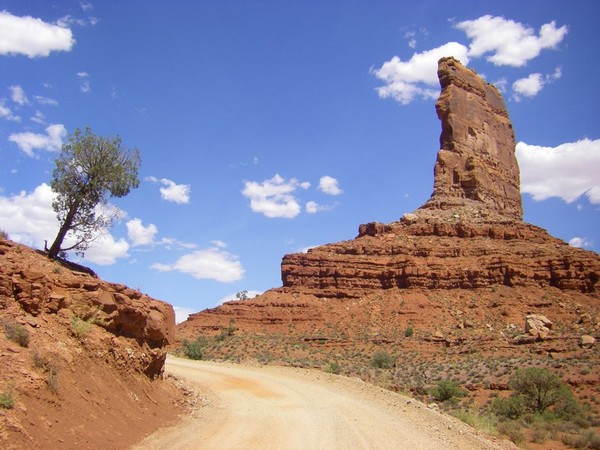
182,337,207,360
370,350,394,369
492,396,526,419
0,383,14,409
429,379,465,402
497,420,525,444
404,326,414,337
70,315,92,337
3,321,30,347
236,290,248,301
323,361,341,374
509,367,575,415
47,127,140,259
562,430,600,449
31,350,60,393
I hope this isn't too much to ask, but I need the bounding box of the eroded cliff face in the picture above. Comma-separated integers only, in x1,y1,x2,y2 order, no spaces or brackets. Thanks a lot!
0,238,182,448
279,58,599,299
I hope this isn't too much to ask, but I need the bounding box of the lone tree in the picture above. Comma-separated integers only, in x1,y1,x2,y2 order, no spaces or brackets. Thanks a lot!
46,127,140,260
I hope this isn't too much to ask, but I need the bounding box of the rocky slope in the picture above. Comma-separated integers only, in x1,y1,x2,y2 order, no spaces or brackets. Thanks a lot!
177,59,599,400
0,238,184,449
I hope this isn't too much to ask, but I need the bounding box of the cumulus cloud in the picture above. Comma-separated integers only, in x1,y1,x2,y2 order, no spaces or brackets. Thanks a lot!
512,67,562,101
9,85,28,105
83,234,129,265
146,176,191,204
305,201,336,214
318,176,343,195
126,218,158,247
455,15,567,67
152,245,244,283
173,306,196,324
0,183,130,265
0,10,75,58
569,237,592,249
372,42,469,104
516,138,600,204
34,95,59,106
241,174,310,218
0,183,57,248
9,123,66,157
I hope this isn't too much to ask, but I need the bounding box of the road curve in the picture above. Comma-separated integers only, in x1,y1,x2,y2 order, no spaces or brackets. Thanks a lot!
132,356,513,450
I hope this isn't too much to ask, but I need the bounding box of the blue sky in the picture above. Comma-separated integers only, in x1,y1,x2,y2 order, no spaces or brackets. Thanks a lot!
1,1,598,323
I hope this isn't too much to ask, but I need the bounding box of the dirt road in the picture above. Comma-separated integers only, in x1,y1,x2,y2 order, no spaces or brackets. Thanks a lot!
133,356,513,450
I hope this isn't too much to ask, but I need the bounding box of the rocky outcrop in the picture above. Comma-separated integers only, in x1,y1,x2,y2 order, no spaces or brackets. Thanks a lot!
423,57,522,219
0,238,174,377
280,58,600,299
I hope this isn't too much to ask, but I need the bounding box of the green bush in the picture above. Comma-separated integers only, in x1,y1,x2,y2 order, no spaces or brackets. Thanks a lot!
497,420,524,444
404,326,414,337
492,396,526,419
370,350,394,369
429,379,465,402
562,430,600,449
509,367,576,415
4,321,30,347
182,337,206,360
323,361,341,374
0,389,14,409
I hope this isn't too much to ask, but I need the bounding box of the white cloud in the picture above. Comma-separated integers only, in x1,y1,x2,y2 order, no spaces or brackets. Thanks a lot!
9,85,28,105
77,71,91,93
126,218,158,247
31,111,46,124
512,67,562,101
372,42,469,104
152,245,244,283
83,234,129,265
516,138,600,204
146,177,191,204
318,176,343,195
173,306,196,324
34,95,59,106
569,237,592,249
0,101,20,122
305,200,336,214
0,183,129,265
0,10,75,58
0,183,57,248
80,2,94,12
241,174,309,218
218,290,263,305
8,123,66,157
455,15,567,67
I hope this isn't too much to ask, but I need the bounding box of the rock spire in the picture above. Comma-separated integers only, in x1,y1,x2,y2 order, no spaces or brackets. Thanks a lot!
421,57,523,220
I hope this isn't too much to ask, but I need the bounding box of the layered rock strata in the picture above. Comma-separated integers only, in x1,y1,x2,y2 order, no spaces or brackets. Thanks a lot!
280,57,599,298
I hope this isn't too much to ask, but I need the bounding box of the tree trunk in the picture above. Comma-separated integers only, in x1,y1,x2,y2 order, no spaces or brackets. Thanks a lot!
47,200,80,260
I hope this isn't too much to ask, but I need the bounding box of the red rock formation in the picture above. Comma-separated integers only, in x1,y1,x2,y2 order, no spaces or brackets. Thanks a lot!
0,238,174,377
279,58,599,299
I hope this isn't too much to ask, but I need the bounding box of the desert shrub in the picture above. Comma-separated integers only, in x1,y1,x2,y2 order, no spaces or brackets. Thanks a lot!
404,326,414,337
31,350,60,392
562,430,600,449
509,367,575,415
0,229,8,239
370,350,394,369
3,321,30,347
497,420,524,444
492,396,526,419
429,379,465,402
452,409,497,435
0,387,14,409
70,315,92,337
182,337,206,360
323,361,341,374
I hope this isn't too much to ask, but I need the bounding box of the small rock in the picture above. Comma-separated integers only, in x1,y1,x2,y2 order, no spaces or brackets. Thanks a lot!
581,335,596,349
427,402,439,410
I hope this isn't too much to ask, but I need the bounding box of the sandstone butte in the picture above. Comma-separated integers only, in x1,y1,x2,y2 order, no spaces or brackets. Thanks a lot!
0,238,185,449
178,58,600,361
